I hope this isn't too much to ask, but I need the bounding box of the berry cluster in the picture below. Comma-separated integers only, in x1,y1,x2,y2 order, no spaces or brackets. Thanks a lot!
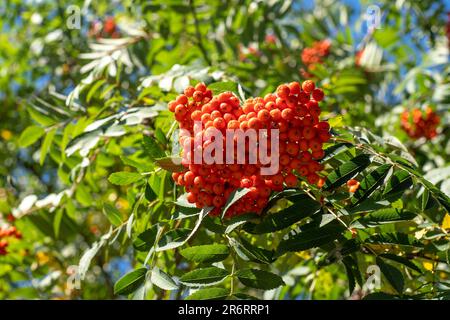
0,225,21,256
400,107,440,140
168,81,330,218
301,40,331,69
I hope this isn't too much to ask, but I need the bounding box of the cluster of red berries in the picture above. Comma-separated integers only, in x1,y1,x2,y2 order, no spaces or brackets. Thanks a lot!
168,80,330,218
301,40,331,70
0,225,22,256
400,107,440,140
88,17,120,39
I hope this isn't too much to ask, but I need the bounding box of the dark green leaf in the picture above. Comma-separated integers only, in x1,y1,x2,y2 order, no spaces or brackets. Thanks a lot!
133,225,158,251
235,269,284,290
324,154,372,190
236,237,275,264
351,164,392,205
179,267,229,287
244,195,321,234
350,208,416,228
377,257,404,294
277,223,345,256
379,254,421,273
383,170,413,196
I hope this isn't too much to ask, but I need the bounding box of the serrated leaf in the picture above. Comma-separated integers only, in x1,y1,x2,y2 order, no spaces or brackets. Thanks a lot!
179,267,229,287
383,170,413,196
277,223,345,255
324,154,372,190
19,125,45,147
350,208,416,228
114,268,148,296
108,172,143,185
236,237,275,264
235,269,284,290
133,225,158,251
150,267,178,291
351,164,392,205
243,195,320,234
180,244,230,263
185,287,229,300
379,254,421,273
376,257,404,294
366,233,423,248
103,203,123,227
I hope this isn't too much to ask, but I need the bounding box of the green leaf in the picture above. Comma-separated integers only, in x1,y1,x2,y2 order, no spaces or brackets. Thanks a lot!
157,207,211,251
421,189,430,211
208,82,240,96
40,127,56,165
243,195,320,234
377,257,404,294
363,292,400,300
53,209,64,239
383,170,413,196
224,213,259,234
350,208,416,228
150,267,178,291
19,125,45,147
277,223,345,255
180,244,230,263
324,154,372,190
179,267,229,287
379,254,421,273
351,164,392,205
319,239,360,267
114,268,148,296
185,287,229,300
235,269,284,290
233,293,259,300
366,233,423,248
142,135,165,159
103,203,123,227
236,237,275,264
108,172,143,185
221,188,251,219
133,225,159,252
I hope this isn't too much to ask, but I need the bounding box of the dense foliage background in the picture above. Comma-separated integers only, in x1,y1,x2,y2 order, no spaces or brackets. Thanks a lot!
0,0,449,300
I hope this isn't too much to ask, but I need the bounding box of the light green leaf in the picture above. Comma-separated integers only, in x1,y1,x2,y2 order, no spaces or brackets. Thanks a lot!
19,125,45,147
114,268,148,296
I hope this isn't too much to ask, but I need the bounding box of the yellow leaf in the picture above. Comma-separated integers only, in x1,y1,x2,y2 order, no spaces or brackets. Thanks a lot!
441,213,450,230
295,251,311,260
